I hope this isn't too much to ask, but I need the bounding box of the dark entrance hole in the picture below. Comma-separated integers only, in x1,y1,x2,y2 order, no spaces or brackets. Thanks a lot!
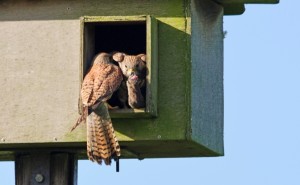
83,21,147,109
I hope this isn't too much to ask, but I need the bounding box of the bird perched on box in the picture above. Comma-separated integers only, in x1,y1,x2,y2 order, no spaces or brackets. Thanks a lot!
112,52,147,109
71,52,123,165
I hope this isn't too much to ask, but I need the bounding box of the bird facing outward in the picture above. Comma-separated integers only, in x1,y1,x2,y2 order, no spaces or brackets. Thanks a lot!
112,52,147,109
71,52,123,165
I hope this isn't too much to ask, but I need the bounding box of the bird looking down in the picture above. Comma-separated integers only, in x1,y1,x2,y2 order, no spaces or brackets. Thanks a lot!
71,52,123,165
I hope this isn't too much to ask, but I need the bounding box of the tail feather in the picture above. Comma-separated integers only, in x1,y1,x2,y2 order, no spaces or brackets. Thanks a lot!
71,106,88,132
87,104,121,165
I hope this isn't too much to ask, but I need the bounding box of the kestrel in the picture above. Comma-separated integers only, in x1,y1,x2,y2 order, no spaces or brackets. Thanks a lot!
71,52,123,165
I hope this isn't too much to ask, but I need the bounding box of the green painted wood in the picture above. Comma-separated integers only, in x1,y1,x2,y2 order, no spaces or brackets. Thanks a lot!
84,16,147,22
0,0,279,21
2,0,278,159
215,0,279,15
0,0,185,21
222,3,245,15
146,15,158,117
109,108,149,118
0,0,193,159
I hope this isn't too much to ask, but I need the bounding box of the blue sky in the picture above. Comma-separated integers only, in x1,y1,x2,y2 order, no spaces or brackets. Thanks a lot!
1,1,299,185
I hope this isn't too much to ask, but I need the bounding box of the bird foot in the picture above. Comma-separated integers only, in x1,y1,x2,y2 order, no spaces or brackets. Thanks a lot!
107,104,120,110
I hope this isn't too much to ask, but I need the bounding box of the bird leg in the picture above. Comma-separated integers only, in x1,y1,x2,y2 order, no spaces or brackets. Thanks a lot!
107,103,120,110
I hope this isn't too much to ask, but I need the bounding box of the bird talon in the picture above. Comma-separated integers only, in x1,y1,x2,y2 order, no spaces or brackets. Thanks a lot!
107,104,120,110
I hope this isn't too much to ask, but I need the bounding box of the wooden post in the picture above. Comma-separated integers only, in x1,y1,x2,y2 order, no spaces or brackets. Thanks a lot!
15,152,77,185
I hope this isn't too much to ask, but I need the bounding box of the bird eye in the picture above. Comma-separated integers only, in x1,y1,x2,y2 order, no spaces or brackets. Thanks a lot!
125,65,127,68
135,64,139,68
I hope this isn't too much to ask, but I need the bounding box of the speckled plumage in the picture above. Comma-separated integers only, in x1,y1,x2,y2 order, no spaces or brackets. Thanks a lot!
71,52,123,165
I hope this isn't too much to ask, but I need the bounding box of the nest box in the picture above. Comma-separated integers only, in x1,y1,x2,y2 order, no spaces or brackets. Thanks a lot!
0,0,278,160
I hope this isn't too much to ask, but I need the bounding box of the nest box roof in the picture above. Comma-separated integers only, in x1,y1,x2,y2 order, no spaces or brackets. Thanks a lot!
215,0,279,15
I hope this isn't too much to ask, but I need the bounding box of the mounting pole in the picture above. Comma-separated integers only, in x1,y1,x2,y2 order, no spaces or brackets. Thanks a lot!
15,152,77,185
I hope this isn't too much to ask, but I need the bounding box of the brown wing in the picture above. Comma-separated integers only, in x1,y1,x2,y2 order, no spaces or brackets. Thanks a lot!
80,71,94,106
81,62,123,107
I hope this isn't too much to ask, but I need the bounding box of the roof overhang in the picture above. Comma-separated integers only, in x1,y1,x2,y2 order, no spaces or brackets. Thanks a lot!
213,0,279,15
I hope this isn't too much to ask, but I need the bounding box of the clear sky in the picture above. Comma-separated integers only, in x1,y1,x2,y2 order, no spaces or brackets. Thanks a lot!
1,1,299,185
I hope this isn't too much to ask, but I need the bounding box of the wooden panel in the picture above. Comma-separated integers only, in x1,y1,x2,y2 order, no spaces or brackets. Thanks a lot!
50,153,77,185
15,153,77,185
146,16,158,117
215,0,279,15
15,155,31,185
0,20,81,144
0,0,190,146
0,0,225,159
0,0,189,150
0,0,185,21
16,153,51,185
190,0,224,155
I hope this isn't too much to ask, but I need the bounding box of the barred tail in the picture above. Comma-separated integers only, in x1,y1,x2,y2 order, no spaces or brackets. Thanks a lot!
87,103,121,165
71,106,88,132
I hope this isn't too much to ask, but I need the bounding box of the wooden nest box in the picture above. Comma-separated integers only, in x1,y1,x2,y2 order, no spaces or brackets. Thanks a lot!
0,0,279,160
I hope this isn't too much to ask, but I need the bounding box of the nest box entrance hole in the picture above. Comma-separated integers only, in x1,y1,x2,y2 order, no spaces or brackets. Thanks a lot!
95,22,146,55
82,17,155,117
83,20,146,73
97,22,146,109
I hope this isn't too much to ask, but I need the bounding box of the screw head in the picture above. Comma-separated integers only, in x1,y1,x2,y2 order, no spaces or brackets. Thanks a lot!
35,174,44,183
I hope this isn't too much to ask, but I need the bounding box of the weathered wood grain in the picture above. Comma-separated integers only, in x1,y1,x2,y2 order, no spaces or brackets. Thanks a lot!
15,153,77,185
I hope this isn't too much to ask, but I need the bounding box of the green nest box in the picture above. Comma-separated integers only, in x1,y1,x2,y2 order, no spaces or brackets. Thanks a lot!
0,0,278,160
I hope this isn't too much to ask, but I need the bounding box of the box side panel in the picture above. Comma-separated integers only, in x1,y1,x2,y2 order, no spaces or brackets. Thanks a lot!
190,0,224,155
0,20,82,144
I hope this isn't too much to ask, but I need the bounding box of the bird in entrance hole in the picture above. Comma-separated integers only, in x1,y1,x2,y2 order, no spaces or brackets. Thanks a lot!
71,52,123,165
112,52,147,109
